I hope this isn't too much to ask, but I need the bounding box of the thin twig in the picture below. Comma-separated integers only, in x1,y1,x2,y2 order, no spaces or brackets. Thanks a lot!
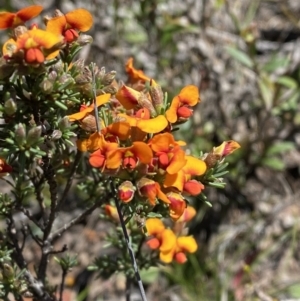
59,267,68,301
48,197,105,243
110,181,148,301
57,151,82,211
91,62,101,133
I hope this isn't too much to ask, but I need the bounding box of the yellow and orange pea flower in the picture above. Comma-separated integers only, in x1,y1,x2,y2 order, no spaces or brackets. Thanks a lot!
3,28,63,64
164,155,206,196
145,218,197,264
204,140,241,168
118,181,135,203
149,132,187,175
46,8,93,43
166,85,200,124
0,5,43,29
104,204,119,222
137,178,170,206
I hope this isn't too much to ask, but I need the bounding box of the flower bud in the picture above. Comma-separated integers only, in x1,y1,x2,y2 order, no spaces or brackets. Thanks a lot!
39,79,53,94
118,181,135,203
104,205,119,222
59,73,74,86
149,79,164,114
51,60,64,73
27,126,42,146
2,263,14,280
80,114,98,132
102,85,118,95
138,94,157,117
102,71,117,86
183,180,204,196
4,98,17,116
50,130,62,140
15,123,26,147
167,192,186,221
77,34,93,46
58,116,70,131
203,152,220,169
48,70,58,82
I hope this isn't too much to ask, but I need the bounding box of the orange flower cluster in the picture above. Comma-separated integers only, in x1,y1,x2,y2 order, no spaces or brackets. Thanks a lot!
68,58,211,221
1,6,93,65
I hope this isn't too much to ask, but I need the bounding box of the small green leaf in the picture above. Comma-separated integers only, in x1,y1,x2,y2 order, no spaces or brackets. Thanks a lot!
288,284,300,298
258,73,275,110
140,267,160,284
226,46,254,68
261,157,285,171
276,76,298,89
266,141,295,156
262,55,290,73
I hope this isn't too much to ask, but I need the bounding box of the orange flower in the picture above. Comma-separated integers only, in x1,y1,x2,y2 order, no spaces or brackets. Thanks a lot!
204,140,241,168
46,9,93,43
149,132,186,174
126,57,151,84
3,28,62,63
88,135,119,170
68,94,111,122
106,141,153,170
118,181,135,203
137,178,170,205
166,192,186,220
164,155,206,194
102,121,131,141
145,218,177,263
104,204,119,222
213,140,241,157
174,236,198,264
145,218,197,264
166,85,200,124
0,5,43,29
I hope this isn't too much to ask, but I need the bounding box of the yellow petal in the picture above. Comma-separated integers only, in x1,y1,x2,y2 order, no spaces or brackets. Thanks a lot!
145,218,165,236
65,9,93,32
176,236,198,253
182,155,206,176
137,115,168,133
160,229,177,253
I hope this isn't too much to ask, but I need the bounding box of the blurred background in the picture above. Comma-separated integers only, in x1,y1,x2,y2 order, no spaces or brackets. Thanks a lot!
1,0,300,300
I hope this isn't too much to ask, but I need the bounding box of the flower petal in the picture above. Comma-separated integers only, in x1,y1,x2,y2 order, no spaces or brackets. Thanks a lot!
177,236,198,253
136,115,168,133
160,229,177,253
131,142,153,164
145,218,165,236
46,15,66,36
68,94,110,121
182,155,206,176
103,121,131,140
0,12,15,29
167,147,187,174
164,171,185,191
126,57,151,83
65,9,93,32
178,85,200,107
116,85,141,110
16,5,43,23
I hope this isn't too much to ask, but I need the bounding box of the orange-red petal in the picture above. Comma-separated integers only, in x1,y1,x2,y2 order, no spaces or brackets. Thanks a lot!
16,5,43,24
